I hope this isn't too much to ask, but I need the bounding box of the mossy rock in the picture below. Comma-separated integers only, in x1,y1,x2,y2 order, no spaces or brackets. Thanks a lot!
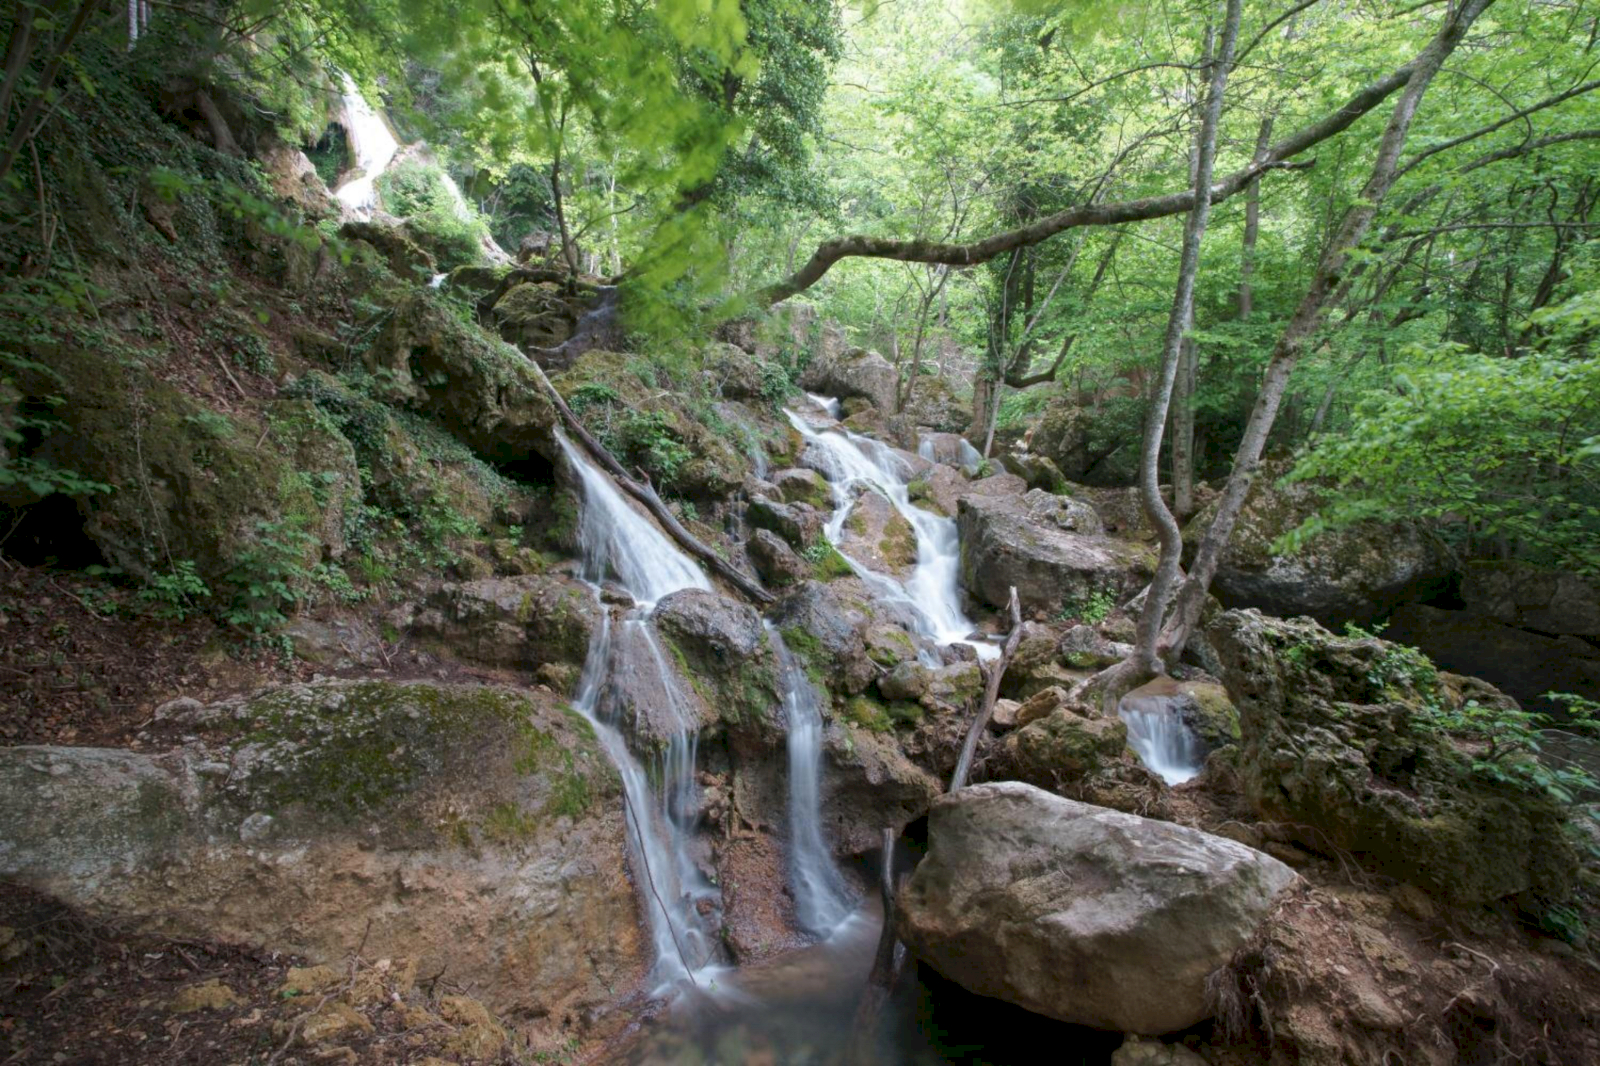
366,291,557,464
12,344,341,588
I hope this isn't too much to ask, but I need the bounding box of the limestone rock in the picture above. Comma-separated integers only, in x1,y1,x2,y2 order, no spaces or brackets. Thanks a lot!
367,291,558,464
916,432,982,469
898,782,1297,1034
655,588,780,739
416,574,599,672
339,219,435,278
1209,609,1579,904
771,581,879,697
992,705,1128,788
837,488,918,578
0,680,641,1021
491,281,579,356
748,494,825,550
747,528,810,588
958,492,1154,617
799,346,898,412
1121,675,1240,750
770,467,832,509
1460,560,1600,638
1185,464,1443,625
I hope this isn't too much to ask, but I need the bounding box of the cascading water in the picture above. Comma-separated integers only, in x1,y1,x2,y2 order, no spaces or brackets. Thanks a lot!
1118,699,1206,785
557,431,725,993
768,624,855,936
785,404,995,659
333,73,400,218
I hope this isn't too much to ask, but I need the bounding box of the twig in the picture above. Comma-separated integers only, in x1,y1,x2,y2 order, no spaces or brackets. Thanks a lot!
214,353,247,399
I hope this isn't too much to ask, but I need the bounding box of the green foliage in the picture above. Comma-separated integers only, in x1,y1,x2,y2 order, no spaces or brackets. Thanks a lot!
137,560,212,621
1059,587,1114,625
222,519,317,634
375,158,487,271
802,540,853,580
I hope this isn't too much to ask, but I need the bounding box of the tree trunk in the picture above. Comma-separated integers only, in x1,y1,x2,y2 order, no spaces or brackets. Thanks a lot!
1171,334,1198,517
0,0,100,185
1102,0,1239,705
1239,114,1276,319
1160,0,1496,661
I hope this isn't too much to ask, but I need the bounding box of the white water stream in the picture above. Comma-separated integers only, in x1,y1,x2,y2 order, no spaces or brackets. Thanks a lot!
1119,703,1206,786
333,73,400,219
557,431,725,994
785,402,996,660
768,624,856,935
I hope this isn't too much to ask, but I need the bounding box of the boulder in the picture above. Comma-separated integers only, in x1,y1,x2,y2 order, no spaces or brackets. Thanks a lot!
0,681,642,1021
770,467,832,509
958,492,1154,617
747,528,810,588
748,494,826,550
1460,561,1600,638
916,432,983,469
821,725,942,855
1028,396,1142,487
655,588,780,737
771,580,880,696
898,782,1297,1034
490,281,578,356
999,450,1070,493
1209,609,1579,904
1185,466,1443,626
414,574,599,674
1020,487,1104,536
1120,675,1240,750
367,292,558,464
1382,602,1600,720
901,375,968,434
837,488,918,578
992,705,1129,788
339,219,435,278
799,347,898,412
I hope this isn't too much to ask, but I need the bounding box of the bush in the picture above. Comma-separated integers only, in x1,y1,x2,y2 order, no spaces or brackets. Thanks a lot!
376,158,487,271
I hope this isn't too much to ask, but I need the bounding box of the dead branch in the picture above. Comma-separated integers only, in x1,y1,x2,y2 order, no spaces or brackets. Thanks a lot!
950,586,1023,792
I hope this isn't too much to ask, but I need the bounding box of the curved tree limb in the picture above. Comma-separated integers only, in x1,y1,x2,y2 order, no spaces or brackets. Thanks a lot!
950,587,1023,793
758,46,1433,306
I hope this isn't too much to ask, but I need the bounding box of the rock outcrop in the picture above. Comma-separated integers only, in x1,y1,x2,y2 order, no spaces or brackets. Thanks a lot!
799,346,898,413
959,490,1154,617
1185,467,1442,625
898,782,1297,1034
1209,609,1579,904
0,680,644,1021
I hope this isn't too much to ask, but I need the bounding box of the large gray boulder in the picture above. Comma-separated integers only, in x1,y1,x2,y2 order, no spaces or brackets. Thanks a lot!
898,782,1296,1034
799,346,898,412
1459,560,1600,638
1185,465,1443,625
958,491,1154,617
0,681,642,1022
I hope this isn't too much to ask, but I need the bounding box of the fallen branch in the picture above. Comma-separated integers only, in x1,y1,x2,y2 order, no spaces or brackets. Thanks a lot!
949,586,1024,792
524,357,774,605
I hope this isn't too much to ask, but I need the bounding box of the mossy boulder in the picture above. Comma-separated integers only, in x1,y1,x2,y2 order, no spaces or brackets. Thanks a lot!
654,588,781,741
1185,462,1444,626
10,344,341,587
1209,609,1578,905
837,488,918,578
0,680,642,1022
490,281,579,356
989,706,1129,791
366,291,557,464
339,219,435,279
415,574,600,675
770,467,831,509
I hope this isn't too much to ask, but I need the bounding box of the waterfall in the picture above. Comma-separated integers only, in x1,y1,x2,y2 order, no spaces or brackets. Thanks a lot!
560,430,709,605
557,431,725,993
768,624,855,935
333,73,401,219
785,406,996,659
1119,703,1205,785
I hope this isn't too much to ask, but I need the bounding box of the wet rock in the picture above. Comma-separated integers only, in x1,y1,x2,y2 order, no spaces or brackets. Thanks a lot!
822,725,942,855
770,467,831,509
655,588,780,737
999,449,1070,493
917,432,982,469
898,782,1297,1034
771,581,877,696
1014,686,1071,729
837,488,918,578
1002,622,1085,700
1185,464,1443,626
902,375,969,434
1120,675,1240,750
1210,609,1579,904
799,346,899,413
0,680,641,1021
992,705,1128,787
958,493,1154,617
748,495,825,550
747,529,810,588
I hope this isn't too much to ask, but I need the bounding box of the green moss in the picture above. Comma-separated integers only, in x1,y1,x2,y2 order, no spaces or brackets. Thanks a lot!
844,696,893,732
879,512,918,572
483,802,541,843
887,700,924,728
808,543,855,581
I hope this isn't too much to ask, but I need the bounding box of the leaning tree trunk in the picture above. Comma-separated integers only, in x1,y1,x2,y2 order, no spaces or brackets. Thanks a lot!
1159,0,1496,662
1090,0,1240,710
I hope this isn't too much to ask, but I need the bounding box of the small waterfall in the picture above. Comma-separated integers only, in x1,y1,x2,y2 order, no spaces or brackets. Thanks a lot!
557,431,725,993
333,73,400,218
561,430,709,605
806,392,842,420
785,407,995,659
768,624,855,935
1119,701,1205,785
